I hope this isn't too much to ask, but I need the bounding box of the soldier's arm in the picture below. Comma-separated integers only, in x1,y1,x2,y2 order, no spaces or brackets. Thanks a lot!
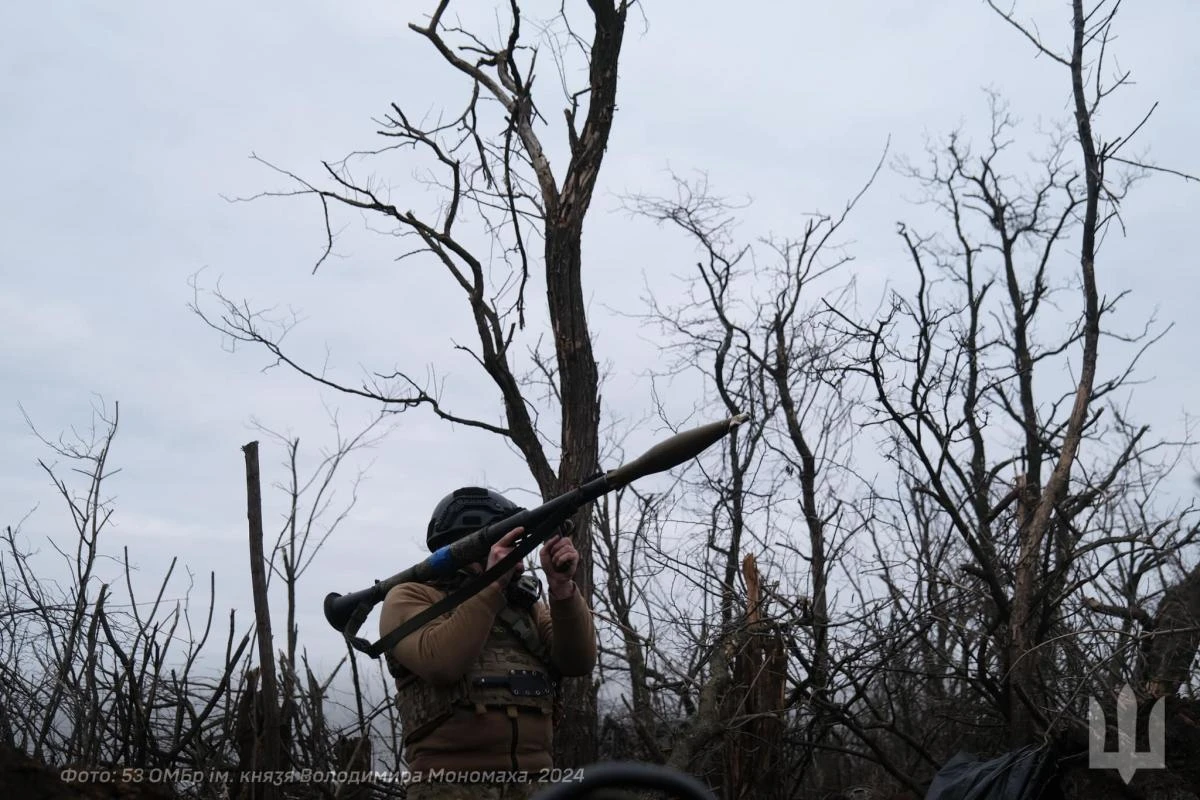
534,583,597,677
380,581,506,686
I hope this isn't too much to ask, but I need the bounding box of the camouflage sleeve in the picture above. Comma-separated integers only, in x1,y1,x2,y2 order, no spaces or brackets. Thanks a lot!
535,584,597,677
379,581,505,686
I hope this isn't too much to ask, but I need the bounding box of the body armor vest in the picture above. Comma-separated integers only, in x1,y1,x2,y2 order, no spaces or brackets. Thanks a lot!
387,578,558,747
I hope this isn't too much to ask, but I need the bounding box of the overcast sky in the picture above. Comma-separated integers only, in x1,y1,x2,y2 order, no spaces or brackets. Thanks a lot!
3,0,1198,681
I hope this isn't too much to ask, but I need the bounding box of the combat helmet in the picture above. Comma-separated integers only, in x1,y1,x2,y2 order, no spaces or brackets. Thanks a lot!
426,487,523,552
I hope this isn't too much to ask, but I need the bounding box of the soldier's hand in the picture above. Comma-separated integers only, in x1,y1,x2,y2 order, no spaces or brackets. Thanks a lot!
487,526,526,588
541,533,578,599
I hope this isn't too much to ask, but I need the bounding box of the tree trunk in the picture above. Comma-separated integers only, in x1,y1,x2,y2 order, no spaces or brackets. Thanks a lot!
545,211,601,770
545,1,627,769
243,442,282,799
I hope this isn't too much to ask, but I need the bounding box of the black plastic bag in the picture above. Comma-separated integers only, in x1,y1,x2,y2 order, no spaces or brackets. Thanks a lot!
924,744,1060,800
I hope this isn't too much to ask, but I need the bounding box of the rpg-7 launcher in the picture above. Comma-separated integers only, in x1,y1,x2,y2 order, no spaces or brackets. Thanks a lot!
324,412,749,657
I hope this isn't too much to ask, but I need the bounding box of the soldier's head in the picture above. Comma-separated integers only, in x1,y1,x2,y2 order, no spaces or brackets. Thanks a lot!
426,487,522,553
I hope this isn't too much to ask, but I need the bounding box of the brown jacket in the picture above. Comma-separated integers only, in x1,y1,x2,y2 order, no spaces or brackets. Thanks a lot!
379,576,596,772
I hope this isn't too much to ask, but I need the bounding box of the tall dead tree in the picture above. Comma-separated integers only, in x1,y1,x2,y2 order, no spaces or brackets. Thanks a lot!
626,164,880,791
623,2,1197,790
826,0,1199,751
193,0,632,766
995,0,1105,747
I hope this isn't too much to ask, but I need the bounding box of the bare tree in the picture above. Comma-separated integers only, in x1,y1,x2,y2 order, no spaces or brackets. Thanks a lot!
191,0,635,764
1,398,406,799
230,411,397,799
611,162,905,797
609,1,1199,794
829,0,1200,750
3,400,252,782
255,411,389,755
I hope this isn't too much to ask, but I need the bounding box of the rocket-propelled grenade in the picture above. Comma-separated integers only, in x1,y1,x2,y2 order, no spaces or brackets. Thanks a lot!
324,412,750,640
605,412,750,488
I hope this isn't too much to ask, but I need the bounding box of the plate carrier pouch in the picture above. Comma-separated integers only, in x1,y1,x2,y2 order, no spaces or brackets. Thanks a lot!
386,571,560,747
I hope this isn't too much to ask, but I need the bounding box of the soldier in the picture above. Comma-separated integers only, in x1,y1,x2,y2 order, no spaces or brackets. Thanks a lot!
380,487,597,800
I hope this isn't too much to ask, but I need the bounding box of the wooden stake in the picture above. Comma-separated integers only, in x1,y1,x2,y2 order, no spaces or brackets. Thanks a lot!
243,441,281,797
